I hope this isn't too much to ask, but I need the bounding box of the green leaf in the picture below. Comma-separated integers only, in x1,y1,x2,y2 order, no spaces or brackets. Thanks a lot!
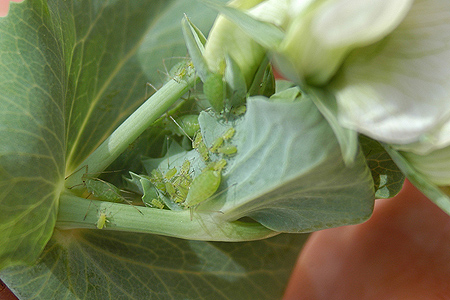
1,0,211,269
1,230,308,300
360,136,405,198
147,97,375,233
62,0,210,172
212,97,375,232
0,0,65,269
224,54,247,107
1,1,308,298
182,15,212,82
306,87,359,165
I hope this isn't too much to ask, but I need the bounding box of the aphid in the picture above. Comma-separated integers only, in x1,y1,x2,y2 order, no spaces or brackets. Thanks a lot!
206,159,227,171
82,175,125,203
192,132,209,161
165,167,177,181
150,168,164,181
222,127,235,140
165,181,176,198
183,159,227,218
179,160,191,176
203,73,225,112
173,183,190,203
68,166,143,217
67,166,126,203
172,171,191,187
183,169,222,218
83,176,143,215
209,136,224,153
151,198,165,209
210,127,236,152
217,145,237,155
169,61,188,83
231,105,246,116
96,211,109,229
150,169,166,191
169,115,200,138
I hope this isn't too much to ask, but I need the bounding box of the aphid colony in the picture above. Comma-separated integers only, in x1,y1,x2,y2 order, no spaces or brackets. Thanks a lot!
147,126,237,216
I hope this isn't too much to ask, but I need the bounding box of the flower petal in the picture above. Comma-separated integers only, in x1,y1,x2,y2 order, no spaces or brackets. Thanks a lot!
332,0,450,148
276,0,412,85
312,0,413,47
402,145,450,186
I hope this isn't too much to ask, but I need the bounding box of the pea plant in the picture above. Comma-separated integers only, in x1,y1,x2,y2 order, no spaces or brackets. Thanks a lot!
4,0,446,299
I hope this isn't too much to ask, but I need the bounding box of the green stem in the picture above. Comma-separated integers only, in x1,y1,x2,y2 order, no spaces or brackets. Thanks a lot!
65,73,199,188
57,192,278,242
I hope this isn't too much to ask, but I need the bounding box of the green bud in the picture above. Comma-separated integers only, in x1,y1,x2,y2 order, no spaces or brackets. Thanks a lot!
203,0,267,87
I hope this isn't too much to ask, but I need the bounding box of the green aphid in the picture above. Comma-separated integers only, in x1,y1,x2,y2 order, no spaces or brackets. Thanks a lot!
210,136,224,153
193,132,209,161
184,159,225,212
184,169,222,213
178,115,200,137
169,61,192,83
66,166,125,203
165,167,177,181
231,105,246,116
82,174,126,203
150,169,166,192
173,173,191,189
174,184,189,203
210,128,235,153
96,211,109,229
222,127,235,140
165,181,176,198
206,159,227,172
203,73,225,113
192,131,202,148
217,145,237,155
180,160,191,176
174,194,185,203
83,174,143,215
151,198,165,209
150,169,164,183
197,142,210,161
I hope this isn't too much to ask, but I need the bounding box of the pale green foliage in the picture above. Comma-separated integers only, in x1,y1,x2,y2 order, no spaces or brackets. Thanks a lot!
0,1,412,299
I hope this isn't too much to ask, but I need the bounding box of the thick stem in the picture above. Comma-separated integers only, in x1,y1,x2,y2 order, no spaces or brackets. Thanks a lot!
57,192,278,242
65,73,198,188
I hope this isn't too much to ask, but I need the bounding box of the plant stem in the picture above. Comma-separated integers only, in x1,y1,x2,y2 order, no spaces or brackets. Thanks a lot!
65,73,198,188
57,192,278,242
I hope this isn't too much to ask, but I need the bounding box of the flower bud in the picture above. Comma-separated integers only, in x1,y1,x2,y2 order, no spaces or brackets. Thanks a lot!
203,0,286,87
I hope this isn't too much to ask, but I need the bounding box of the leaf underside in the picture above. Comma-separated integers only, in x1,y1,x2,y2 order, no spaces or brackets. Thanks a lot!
0,1,310,299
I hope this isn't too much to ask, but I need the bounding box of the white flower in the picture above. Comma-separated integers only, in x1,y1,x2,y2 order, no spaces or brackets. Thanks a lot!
274,0,450,153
